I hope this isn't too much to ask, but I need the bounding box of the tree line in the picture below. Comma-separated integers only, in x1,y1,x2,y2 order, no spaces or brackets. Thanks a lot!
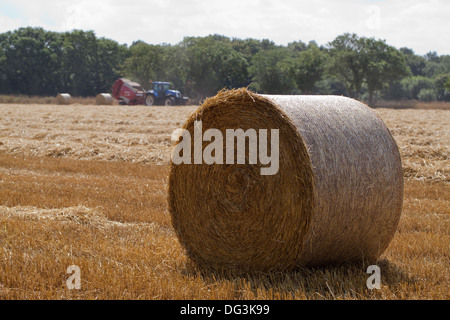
1,27,449,105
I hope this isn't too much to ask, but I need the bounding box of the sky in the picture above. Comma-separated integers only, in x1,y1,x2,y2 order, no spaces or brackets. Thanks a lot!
0,0,449,56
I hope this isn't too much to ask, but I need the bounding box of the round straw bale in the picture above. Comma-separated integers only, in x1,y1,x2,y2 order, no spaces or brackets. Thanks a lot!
168,88,403,272
56,93,72,105
95,93,113,105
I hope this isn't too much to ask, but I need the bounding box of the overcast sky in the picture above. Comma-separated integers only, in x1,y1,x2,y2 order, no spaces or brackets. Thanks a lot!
0,0,449,55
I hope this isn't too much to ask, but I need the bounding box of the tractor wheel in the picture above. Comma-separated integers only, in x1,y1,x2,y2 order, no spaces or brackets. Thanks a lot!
165,97,175,106
145,95,155,106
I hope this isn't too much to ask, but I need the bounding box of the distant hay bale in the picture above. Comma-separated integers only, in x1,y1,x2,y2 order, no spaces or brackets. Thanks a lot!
95,93,113,105
56,93,72,105
168,88,404,272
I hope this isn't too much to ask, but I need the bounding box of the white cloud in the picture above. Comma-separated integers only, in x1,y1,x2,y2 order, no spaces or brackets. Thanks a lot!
0,14,22,32
0,0,448,55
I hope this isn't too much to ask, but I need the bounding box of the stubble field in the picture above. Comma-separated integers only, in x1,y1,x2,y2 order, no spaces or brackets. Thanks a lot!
0,102,448,300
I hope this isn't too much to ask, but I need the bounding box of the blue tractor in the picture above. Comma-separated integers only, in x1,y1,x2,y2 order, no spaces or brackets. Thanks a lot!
145,81,189,106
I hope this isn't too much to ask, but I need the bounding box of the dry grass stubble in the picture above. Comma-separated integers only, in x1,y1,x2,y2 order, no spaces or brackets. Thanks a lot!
0,103,194,164
0,102,448,299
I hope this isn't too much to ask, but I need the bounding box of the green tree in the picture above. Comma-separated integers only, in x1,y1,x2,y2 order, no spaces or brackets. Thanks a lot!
1,27,63,95
362,37,408,106
445,76,450,91
287,40,308,53
0,28,129,96
93,38,128,93
425,51,439,63
400,76,435,100
417,88,436,102
328,34,408,105
0,28,446,101
0,32,10,93
292,42,327,94
315,77,347,96
160,44,188,93
249,47,295,94
181,35,249,99
327,33,366,98
61,30,99,96
433,73,450,101
122,41,165,89
400,47,426,76
423,54,450,78
232,38,277,63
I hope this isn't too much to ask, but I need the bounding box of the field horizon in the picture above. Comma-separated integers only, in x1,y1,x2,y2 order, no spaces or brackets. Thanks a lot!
1,94,450,110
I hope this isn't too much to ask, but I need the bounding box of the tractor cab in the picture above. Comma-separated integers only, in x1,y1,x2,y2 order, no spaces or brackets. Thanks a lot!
152,82,171,97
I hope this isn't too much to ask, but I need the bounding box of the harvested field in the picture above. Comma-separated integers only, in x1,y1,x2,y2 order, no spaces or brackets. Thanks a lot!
0,103,447,182
376,108,449,183
0,102,448,300
0,104,193,163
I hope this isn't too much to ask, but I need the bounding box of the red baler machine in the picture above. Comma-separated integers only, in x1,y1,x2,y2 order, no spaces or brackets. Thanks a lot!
111,78,146,105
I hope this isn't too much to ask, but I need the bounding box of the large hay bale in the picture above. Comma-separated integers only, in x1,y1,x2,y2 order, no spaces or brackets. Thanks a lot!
168,88,403,272
95,93,113,105
56,93,72,105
